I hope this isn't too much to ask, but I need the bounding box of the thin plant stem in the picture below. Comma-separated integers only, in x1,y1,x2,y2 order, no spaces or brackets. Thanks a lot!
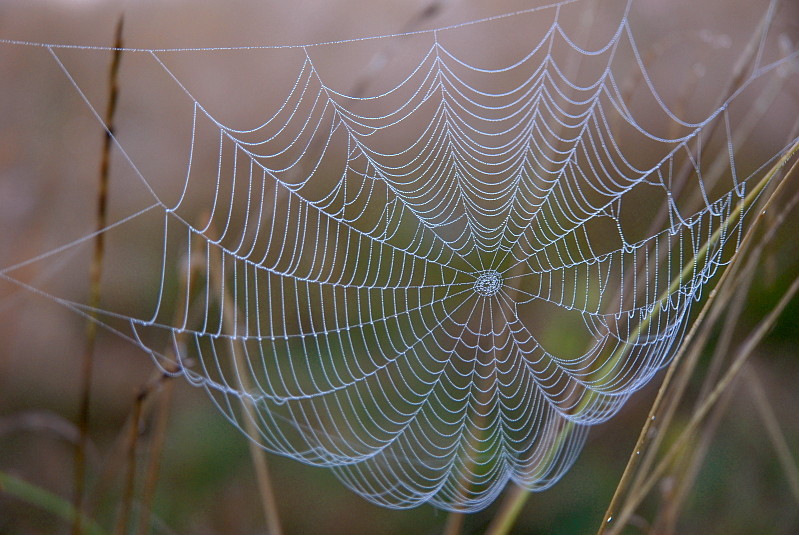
651,266,754,533
608,271,799,531
599,153,799,534
641,217,762,534
73,17,124,535
650,201,777,530
616,152,799,529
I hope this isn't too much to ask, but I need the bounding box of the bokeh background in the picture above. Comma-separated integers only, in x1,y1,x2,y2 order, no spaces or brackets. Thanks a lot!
1,0,798,533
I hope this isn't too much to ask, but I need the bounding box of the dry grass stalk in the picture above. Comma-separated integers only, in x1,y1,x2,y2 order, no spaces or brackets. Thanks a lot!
73,17,124,535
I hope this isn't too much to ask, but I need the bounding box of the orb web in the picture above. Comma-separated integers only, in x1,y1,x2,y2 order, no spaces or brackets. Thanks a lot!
0,0,797,513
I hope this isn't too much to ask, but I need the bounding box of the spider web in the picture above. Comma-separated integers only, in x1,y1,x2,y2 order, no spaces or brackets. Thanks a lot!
1,0,798,512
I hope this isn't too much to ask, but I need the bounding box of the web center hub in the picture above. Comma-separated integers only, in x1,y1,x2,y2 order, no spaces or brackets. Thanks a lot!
473,270,503,297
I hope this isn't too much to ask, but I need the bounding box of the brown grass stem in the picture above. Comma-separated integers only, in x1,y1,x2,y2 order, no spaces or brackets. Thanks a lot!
619,153,799,520
72,16,124,535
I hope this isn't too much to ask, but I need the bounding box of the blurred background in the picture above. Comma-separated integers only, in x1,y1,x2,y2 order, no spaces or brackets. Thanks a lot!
1,0,798,533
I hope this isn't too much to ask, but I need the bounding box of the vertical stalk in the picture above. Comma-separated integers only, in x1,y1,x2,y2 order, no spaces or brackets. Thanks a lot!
72,16,124,535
